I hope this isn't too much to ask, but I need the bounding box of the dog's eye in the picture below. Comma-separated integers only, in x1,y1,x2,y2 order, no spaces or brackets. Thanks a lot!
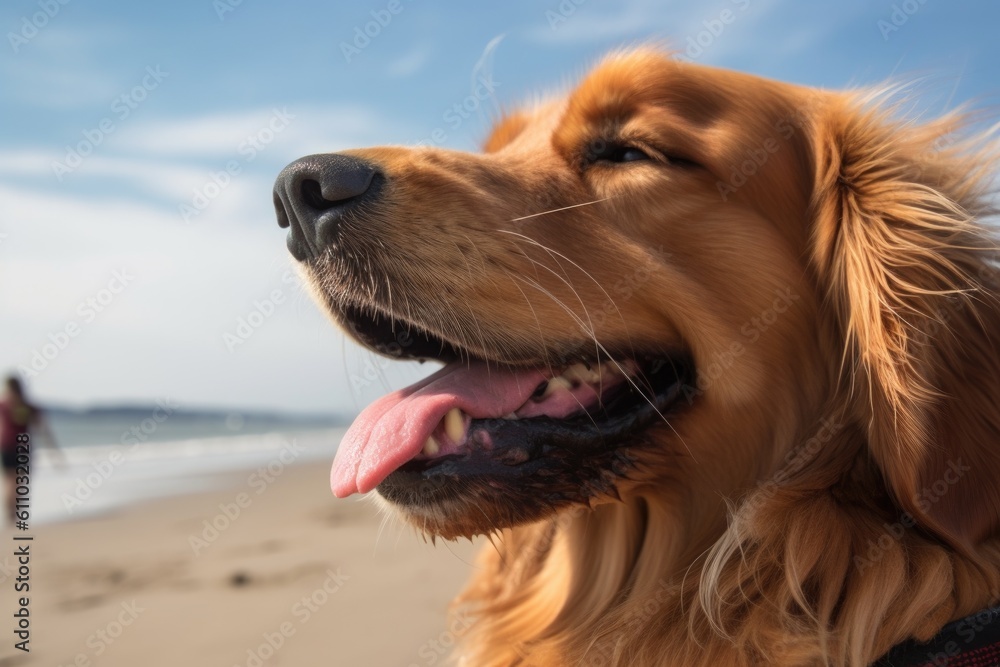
589,143,651,164
610,146,650,163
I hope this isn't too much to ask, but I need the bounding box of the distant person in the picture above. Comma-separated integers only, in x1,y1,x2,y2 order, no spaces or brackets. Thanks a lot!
1,375,60,522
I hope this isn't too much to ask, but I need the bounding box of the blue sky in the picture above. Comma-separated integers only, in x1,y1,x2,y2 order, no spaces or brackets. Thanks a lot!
1,0,997,415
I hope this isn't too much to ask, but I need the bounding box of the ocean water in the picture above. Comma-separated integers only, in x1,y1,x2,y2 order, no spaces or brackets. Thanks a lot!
45,408,344,449
18,418,347,525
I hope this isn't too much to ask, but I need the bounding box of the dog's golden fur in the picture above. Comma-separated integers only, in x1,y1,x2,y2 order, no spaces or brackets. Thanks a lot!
305,49,1000,665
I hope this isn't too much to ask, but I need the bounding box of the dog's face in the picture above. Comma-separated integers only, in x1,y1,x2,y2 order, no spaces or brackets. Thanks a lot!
273,51,833,539
273,46,1000,667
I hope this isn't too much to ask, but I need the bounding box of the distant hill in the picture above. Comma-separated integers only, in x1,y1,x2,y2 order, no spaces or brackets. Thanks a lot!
46,404,350,424
42,404,353,448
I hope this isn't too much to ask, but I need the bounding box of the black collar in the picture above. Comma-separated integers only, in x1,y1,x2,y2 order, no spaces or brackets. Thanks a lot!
872,606,1000,667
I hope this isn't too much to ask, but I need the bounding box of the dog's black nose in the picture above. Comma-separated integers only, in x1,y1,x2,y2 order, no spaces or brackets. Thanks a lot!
273,153,381,261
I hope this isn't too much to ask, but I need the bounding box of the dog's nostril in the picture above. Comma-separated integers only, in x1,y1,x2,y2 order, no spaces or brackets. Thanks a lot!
273,192,291,229
301,179,342,211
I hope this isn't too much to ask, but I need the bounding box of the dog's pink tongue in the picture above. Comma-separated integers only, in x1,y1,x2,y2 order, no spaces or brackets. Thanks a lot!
331,361,547,497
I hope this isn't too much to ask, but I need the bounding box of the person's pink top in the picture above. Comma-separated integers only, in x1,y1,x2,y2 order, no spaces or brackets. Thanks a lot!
0,401,34,452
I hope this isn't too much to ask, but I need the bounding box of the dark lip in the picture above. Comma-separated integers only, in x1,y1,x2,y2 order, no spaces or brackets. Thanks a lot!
333,301,595,367
375,356,692,507
333,301,675,371
333,302,463,363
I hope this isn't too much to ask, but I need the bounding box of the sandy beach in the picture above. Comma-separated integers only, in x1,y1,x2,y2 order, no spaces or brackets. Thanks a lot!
1,459,482,667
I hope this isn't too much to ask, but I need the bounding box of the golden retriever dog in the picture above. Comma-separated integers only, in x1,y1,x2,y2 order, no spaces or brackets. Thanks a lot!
273,49,1000,666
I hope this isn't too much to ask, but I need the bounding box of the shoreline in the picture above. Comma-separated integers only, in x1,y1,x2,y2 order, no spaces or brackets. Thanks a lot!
27,427,345,526
1,457,482,667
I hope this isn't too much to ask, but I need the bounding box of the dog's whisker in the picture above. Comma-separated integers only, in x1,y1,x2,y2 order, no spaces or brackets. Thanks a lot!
506,263,599,361
508,196,615,222
509,247,598,343
501,229,638,361
501,268,553,374
511,271,696,461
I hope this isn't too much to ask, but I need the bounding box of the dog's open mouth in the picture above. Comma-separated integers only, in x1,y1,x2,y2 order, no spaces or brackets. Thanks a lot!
331,307,692,506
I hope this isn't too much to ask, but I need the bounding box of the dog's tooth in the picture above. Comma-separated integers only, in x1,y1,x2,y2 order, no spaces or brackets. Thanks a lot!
563,362,600,384
423,436,440,456
561,363,587,383
598,361,621,377
444,408,465,443
502,412,518,420
543,376,573,397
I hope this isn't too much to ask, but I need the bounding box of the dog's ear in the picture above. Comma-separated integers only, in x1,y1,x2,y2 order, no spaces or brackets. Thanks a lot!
810,95,1000,552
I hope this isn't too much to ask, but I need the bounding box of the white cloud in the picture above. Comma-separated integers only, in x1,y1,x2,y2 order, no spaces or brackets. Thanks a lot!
107,104,405,159
0,99,419,223
0,179,434,414
0,149,53,174
0,150,257,205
